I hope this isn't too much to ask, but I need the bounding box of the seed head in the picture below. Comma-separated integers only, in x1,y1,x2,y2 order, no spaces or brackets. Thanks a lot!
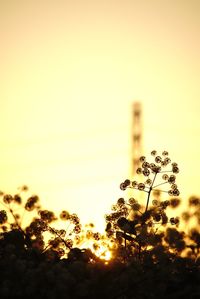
138,183,145,190
131,181,138,187
139,156,146,162
155,156,162,163
151,150,157,156
162,151,169,156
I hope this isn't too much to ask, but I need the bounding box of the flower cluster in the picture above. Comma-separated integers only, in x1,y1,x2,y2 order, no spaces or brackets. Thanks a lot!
120,150,180,197
0,210,7,224
0,189,84,257
0,189,108,260
106,151,182,259
38,210,57,223
25,195,39,211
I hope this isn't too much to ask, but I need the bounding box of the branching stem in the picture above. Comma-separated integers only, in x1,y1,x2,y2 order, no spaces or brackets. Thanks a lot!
145,173,157,212
153,181,168,189
48,225,69,249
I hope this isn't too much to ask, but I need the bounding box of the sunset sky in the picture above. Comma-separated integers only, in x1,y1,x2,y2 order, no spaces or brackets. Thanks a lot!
1,0,200,231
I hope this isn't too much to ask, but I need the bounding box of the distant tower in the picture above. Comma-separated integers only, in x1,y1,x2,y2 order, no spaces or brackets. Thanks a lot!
131,102,143,177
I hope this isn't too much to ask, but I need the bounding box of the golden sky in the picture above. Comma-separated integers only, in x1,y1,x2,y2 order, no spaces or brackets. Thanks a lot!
1,0,200,231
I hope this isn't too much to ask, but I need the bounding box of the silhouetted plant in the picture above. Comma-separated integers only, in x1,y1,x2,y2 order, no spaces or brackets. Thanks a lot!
0,187,94,259
105,150,182,261
180,195,200,260
0,186,108,262
0,152,200,299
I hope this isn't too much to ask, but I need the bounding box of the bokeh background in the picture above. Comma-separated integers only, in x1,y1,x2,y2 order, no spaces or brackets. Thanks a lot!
1,0,200,231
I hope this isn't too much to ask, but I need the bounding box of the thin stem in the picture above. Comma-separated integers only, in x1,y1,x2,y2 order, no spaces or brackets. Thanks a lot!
48,225,69,249
126,204,143,215
145,173,157,212
150,172,157,190
0,200,31,247
9,207,23,231
42,244,51,253
145,191,151,213
8,207,32,247
128,187,149,193
153,225,162,234
19,207,27,226
153,181,168,189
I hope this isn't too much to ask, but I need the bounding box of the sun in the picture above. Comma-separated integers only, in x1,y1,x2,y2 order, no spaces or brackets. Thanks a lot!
96,245,112,261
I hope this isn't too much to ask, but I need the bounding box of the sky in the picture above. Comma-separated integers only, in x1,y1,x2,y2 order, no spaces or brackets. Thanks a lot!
0,0,200,231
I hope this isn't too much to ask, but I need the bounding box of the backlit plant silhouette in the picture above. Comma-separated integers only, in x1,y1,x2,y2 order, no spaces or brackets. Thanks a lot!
0,150,200,299
0,186,105,260
105,150,183,260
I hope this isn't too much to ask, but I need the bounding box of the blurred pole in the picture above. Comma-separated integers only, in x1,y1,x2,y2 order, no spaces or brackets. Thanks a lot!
131,102,143,177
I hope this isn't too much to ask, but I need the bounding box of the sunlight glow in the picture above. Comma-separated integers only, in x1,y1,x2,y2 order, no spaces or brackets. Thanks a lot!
96,245,112,261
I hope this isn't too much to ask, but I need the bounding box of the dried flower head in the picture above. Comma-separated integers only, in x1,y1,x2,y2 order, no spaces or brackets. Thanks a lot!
128,197,136,204
168,175,176,184
136,168,142,174
152,199,159,206
25,195,39,211
138,183,145,190
120,182,126,191
162,150,168,156
143,168,150,176
142,161,150,168
146,178,152,185
0,210,7,224
162,174,169,180
139,156,146,162
131,181,138,187
117,198,125,206
3,194,13,204
155,156,162,163
172,166,179,173
151,150,157,156
60,211,70,220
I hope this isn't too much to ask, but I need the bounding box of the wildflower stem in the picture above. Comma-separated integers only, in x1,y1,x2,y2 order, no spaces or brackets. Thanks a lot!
0,199,31,247
9,207,22,230
48,225,69,249
153,181,168,188
19,207,27,226
8,207,31,247
42,244,51,253
145,191,151,213
145,173,157,212
127,204,143,214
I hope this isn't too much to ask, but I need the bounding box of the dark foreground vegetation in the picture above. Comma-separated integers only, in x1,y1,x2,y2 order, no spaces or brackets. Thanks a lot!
0,151,200,298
